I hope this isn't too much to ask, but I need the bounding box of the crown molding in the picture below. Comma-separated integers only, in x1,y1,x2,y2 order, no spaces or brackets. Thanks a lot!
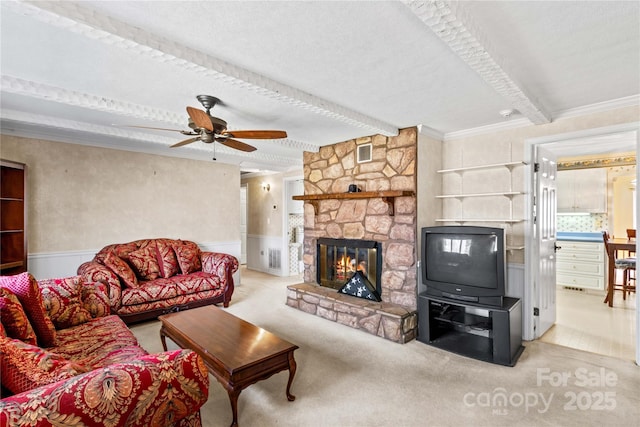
552,94,640,121
443,95,640,142
417,124,444,141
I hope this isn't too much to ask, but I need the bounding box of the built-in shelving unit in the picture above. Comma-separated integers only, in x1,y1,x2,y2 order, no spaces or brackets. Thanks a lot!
293,190,415,216
436,161,527,227
1,159,27,275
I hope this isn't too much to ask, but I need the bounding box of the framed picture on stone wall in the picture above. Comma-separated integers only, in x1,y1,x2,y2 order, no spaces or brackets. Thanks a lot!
357,143,372,163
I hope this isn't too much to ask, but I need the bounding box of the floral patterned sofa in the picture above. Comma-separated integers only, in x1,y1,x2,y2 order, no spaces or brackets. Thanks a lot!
77,238,238,324
0,272,209,426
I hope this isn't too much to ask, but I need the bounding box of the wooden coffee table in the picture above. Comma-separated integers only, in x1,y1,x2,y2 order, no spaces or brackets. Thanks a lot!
158,305,298,427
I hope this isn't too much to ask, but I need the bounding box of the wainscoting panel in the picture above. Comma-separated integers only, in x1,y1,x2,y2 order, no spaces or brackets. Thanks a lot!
28,250,96,280
246,234,286,276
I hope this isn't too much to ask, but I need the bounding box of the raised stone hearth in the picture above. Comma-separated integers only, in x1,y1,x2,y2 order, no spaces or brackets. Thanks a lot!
289,127,419,343
287,283,417,343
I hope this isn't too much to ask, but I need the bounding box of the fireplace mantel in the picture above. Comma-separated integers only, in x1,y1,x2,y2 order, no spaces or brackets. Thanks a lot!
292,190,415,216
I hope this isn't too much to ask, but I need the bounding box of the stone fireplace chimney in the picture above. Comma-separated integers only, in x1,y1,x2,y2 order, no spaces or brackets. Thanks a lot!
286,128,419,343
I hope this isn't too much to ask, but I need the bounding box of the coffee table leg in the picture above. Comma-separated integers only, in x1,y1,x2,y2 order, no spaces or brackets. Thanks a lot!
159,328,168,351
227,387,241,427
286,351,297,402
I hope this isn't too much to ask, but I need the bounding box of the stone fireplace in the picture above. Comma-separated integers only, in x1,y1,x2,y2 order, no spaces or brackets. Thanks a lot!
286,127,418,343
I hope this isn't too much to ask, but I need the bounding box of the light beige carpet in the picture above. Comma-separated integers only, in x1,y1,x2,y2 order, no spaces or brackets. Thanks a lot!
131,267,640,427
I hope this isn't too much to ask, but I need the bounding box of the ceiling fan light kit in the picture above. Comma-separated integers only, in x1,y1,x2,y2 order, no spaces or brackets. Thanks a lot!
133,95,287,154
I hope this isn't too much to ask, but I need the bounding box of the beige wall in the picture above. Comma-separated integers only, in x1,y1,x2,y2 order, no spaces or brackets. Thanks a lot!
612,172,636,238
242,174,284,237
0,135,240,253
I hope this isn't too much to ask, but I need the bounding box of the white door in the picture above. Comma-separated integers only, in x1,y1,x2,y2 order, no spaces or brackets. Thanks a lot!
240,185,247,264
534,146,558,338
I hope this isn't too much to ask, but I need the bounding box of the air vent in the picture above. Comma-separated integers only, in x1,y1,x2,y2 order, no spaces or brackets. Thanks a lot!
562,286,584,292
268,248,281,269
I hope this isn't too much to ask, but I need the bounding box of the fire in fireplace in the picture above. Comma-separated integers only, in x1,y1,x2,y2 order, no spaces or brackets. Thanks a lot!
316,238,382,298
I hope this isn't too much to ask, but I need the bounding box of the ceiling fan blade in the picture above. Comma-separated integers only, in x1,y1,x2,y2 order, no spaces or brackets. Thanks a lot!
186,106,213,132
223,130,287,139
122,125,186,132
170,137,200,148
217,138,257,152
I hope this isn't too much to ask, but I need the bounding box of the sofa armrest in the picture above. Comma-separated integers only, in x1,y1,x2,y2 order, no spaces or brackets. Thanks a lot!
77,261,122,312
201,252,238,308
201,252,239,277
0,349,209,427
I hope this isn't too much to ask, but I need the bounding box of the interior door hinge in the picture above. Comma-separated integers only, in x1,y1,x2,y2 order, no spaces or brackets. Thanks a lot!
533,307,540,316
534,163,540,172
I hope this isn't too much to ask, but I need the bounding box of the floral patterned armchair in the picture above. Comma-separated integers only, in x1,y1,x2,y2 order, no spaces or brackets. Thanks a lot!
0,273,209,426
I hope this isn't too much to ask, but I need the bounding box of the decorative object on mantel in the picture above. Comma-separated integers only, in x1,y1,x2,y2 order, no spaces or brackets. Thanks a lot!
338,271,381,302
347,184,361,193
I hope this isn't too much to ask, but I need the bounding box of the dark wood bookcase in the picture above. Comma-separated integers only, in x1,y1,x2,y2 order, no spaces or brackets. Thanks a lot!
1,159,27,275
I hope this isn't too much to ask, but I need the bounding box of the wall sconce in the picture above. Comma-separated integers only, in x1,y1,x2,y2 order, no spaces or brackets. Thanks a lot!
262,182,270,192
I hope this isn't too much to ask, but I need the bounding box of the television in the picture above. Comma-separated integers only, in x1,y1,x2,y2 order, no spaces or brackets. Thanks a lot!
421,226,506,307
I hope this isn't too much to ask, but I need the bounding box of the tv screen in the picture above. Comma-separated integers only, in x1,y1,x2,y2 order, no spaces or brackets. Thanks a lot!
422,226,506,306
425,233,498,288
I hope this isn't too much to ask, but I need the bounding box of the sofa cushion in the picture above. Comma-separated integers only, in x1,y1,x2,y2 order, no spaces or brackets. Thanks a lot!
0,336,89,395
172,240,202,274
104,251,139,288
0,287,37,345
121,278,179,307
156,238,180,278
129,243,161,280
81,282,111,318
39,276,93,330
171,271,222,293
0,273,57,348
53,315,142,366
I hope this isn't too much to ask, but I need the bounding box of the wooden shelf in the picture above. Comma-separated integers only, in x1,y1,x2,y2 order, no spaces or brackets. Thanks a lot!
292,190,415,216
0,261,24,270
437,191,524,199
436,219,524,224
437,161,526,174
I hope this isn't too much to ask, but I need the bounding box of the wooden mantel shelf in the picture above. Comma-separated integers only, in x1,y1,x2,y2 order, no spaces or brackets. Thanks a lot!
292,190,415,216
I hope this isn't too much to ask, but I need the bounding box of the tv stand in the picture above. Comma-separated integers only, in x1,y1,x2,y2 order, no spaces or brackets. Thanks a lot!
417,293,524,366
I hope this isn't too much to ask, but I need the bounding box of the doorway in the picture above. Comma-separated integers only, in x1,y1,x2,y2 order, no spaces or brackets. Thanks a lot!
526,123,639,365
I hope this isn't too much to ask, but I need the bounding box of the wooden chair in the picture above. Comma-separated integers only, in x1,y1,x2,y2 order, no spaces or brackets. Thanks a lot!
602,231,636,302
626,228,636,287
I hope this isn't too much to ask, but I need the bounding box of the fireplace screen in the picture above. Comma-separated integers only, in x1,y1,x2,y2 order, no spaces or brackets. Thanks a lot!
317,238,382,296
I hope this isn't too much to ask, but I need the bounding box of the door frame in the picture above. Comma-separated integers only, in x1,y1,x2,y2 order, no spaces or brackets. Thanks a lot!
524,121,640,365
282,175,304,276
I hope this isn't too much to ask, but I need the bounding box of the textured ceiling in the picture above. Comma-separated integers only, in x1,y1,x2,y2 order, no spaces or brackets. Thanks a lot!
1,1,638,171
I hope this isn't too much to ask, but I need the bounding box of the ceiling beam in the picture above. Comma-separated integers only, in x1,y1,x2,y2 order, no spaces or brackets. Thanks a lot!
0,75,320,154
9,1,399,137
404,0,552,125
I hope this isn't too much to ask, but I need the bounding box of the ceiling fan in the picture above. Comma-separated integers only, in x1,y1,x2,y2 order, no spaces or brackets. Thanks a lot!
129,95,287,152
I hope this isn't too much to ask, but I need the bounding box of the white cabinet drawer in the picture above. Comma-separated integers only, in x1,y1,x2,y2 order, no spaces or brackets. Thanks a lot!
557,272,605,290
557,260,605,276
555,240,605,290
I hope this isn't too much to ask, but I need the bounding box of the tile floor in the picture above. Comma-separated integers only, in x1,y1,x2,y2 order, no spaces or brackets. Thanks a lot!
539,286,637,361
